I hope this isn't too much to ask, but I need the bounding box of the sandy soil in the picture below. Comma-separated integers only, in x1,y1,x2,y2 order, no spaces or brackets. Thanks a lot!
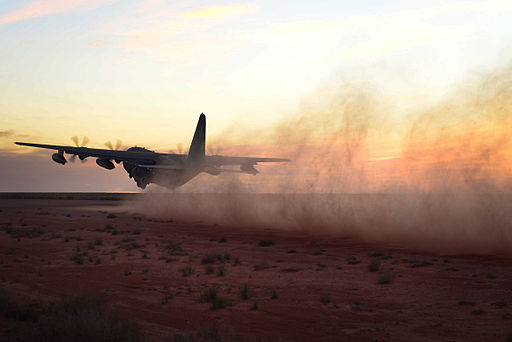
0,197,511,341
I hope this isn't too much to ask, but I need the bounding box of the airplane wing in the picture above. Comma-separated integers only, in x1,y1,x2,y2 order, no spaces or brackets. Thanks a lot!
206,155,290,166
14,142,165,164
205,155,290,175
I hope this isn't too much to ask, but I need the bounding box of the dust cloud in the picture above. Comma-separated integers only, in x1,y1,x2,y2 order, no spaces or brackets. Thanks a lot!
131,63,512,254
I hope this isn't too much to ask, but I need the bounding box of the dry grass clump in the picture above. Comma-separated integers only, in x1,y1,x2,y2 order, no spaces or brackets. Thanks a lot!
367,260,380,272
0,291,140,342
377,271,394,285
258,239,275,247
199,288,230,310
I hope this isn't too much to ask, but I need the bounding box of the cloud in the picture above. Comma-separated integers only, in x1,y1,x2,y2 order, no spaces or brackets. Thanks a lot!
0,130,15,138
181,3,257,19
0,0,115,25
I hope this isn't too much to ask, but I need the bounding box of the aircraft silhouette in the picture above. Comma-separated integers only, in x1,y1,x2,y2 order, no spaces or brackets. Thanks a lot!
15,114,290,189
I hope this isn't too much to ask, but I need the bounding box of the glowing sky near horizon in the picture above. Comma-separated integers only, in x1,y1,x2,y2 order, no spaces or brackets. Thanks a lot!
1,0,512,191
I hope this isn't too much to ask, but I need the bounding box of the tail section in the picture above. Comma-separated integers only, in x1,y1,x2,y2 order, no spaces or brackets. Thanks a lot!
187,113,206,165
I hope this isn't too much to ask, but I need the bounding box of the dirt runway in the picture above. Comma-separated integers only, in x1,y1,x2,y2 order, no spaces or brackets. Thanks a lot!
0,195,511,341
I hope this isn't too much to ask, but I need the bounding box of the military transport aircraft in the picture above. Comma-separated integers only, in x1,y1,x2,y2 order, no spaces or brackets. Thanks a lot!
15,114,290,189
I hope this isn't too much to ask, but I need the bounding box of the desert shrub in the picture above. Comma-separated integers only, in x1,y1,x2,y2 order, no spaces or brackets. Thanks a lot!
199,288,229,310
253,261,270,271
216,266,225,277
107,213,117,219
250,302,258,310
347,256,360,265
162,292,174,305
367,260,380,272
70,253,85,265
258,240,274,247
239,284,250,300
201,252,230,265
179,266,194,277
232,258,241,266
320,296,331,305
271,290,279,300
204,266,215,275
201,253,222,265
1,293,140,342
458,300,476,306
368,251,384,257
7,227,44,239
378,271,394,285
165,323,222,342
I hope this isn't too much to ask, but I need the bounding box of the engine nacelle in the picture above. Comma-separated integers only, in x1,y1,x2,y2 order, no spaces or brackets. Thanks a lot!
241,163,258,175
96,158,115,170
52,153,66,165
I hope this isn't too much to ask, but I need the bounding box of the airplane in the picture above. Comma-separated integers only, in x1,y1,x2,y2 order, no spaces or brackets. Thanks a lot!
14,113,290,189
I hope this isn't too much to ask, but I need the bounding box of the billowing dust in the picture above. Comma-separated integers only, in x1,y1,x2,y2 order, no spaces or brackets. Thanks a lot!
131,63,512,254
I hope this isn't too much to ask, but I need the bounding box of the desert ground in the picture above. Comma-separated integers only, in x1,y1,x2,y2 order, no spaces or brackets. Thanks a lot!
0,194,511,341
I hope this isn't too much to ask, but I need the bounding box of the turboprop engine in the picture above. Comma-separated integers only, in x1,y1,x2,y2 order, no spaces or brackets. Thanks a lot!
51,152,66,165
241,163,258,175
96,158,115,170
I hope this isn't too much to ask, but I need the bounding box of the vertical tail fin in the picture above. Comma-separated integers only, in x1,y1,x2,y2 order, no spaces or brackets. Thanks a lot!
187,113,206,165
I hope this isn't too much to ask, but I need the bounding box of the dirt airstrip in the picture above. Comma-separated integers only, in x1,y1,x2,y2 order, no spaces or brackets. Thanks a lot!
0,195,511,341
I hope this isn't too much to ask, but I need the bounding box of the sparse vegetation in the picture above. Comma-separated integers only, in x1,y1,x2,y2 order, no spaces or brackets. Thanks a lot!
271,289,279,299
253,261,270,271
458,300,476,306
6,227,44,239
216,265,225,277
470,308,485,315
204,265,215,275
347,256,361,265
233,257,241,266
250,302,258,310
107,213,117,219
201,252,230,265
199,288,229,310
239,283,250,300
71,252,85,264
367,260,380,272
0,292,140,342
162,292,174,305
378,271,394,285
166,324,224,342
180,266,194,277
258,239,275,247
320,296,331,305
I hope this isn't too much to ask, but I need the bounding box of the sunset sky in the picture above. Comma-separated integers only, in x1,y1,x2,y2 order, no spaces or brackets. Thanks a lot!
1,0,512,191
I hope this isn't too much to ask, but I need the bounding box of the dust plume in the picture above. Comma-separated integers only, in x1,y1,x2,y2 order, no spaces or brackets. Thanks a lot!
131,63,512,254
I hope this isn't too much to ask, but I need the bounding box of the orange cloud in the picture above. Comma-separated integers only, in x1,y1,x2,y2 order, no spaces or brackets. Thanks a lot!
0,0,114,25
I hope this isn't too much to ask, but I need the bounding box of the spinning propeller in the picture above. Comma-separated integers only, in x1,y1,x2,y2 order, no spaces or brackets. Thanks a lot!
105,139,124,163
70,136,89,163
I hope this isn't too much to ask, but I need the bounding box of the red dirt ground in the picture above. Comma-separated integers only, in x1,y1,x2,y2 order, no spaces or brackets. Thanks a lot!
0,198,511,341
